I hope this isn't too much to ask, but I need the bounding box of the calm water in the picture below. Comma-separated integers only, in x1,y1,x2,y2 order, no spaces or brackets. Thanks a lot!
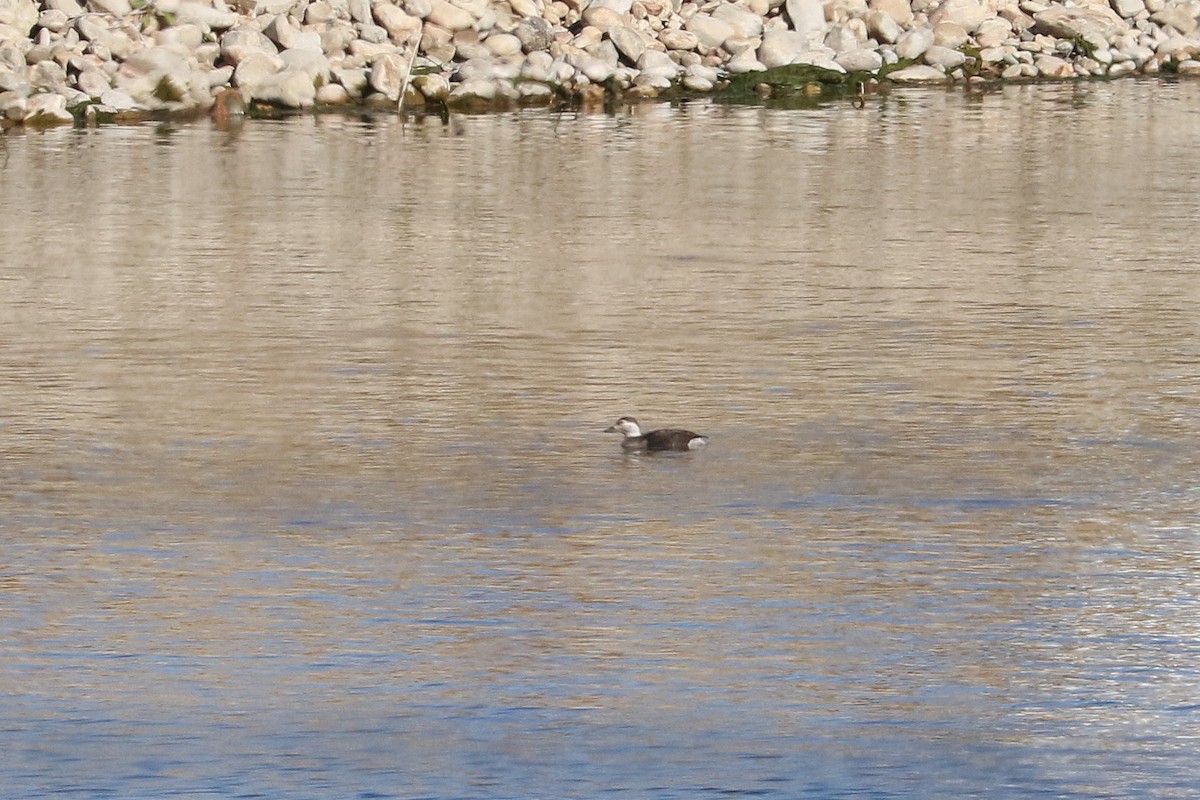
2,79,1199,799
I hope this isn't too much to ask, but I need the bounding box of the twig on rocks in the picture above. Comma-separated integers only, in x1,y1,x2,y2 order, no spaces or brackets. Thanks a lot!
397,26,422,116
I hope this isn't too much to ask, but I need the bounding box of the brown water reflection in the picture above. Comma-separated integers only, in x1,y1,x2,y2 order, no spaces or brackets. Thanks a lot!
2,80,1199,798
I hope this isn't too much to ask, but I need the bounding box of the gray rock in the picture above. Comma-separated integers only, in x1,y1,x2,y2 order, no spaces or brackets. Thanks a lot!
894,26,934,59
358,23,389,44
368,52,406,99
75,66,110,94
403,0,432,17
758,27,805,67
684,13,735,50
514,16,552,51
37,9,71,32
31,60,67,91
347,0,370,23
74,13,108,42
608,24,645,63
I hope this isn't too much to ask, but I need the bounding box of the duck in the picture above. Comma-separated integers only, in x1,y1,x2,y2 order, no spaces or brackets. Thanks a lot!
605,416,708,452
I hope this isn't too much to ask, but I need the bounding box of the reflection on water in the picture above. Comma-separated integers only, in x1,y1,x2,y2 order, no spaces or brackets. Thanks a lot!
2,80,1199,798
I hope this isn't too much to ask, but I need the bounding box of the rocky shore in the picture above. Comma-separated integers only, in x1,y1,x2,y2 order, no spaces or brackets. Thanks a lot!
1,0,1199,125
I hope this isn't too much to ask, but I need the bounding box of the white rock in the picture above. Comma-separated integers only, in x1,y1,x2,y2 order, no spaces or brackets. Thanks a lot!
933,0,988,31
368,52,406,99
785,0,825,46
175,1,237,29
836,47,883,70
1150,7,1198,35
824,23,859,53
726,47,767,71
869,0,913,26
1000,62,1023,78
712,2,763,37
886,63,951,81
758,27,805,67
1110,0,1144,19
98,86,136,108
636,47,679,77
374,3,421,40
332,66,368,95
426,0,474,31
30,60,67,91
403,0,431,17
24,91,73,122
86,0,130,16
975,18,1013,48
233,51,279,90
449,77,496,100
517,80,553,97
409,71,447,98
315,82,349,103
684,13,735,50
681,73,713,90
1033,5,1128,42
44,0,84,16
866,10,901,44
221,28,279,65
74,13,108,42
1034,53,1071,76
483,31,520,56
894,27,934,59
932,21,968,48
659,27,699,51
279,46,330,80
924,44,967,67
568,51,613,81
255,67,317,106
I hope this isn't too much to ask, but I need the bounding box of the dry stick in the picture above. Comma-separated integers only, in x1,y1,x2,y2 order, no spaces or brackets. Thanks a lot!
397,26,422,116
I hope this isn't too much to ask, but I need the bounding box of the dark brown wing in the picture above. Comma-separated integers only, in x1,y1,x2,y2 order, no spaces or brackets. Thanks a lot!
643,429,704,451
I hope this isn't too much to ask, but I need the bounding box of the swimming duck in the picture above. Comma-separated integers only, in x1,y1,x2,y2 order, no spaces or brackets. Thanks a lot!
605,416,708,452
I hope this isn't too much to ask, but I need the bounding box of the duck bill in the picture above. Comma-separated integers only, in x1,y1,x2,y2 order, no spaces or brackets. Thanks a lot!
604,425,618,433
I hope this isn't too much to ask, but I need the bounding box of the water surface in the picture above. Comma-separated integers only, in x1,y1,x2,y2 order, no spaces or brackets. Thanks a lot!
2,79,1199,798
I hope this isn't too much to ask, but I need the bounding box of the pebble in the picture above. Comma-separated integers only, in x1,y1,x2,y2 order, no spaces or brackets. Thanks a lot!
0,0,1195,126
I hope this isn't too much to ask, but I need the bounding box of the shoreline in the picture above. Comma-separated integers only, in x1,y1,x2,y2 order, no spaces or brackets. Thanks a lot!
1,0,1198,127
